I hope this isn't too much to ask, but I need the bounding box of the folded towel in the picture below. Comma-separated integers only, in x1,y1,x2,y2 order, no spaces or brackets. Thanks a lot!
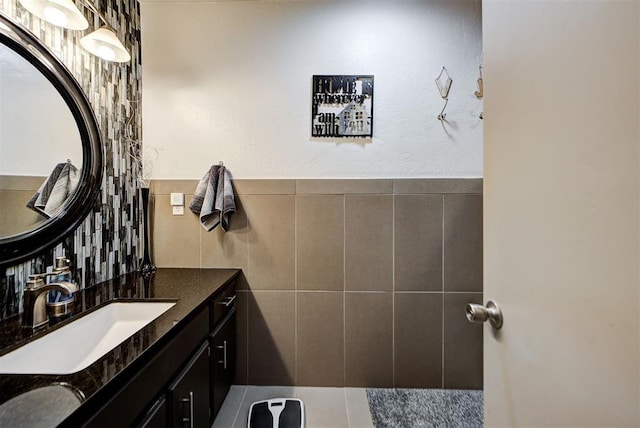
26,161,80,218
189,165,236,232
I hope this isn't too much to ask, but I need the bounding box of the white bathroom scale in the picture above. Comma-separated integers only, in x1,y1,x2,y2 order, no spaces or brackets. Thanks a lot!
247,398,305,428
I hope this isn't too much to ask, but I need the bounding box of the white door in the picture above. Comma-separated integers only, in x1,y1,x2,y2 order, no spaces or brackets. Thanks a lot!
482,1,639,426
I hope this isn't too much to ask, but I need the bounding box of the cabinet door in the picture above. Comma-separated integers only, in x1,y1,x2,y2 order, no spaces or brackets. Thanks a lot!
137,396,167,428
211,309,236,422
168,342,210,428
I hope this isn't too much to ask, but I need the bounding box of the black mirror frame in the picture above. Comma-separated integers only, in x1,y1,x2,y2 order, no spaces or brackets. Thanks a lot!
0,13,103,267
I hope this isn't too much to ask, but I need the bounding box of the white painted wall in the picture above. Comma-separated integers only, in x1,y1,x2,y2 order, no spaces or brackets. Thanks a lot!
0,43,82,176
141,0,482,179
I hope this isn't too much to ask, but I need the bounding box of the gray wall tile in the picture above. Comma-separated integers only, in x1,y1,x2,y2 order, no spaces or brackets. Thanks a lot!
233,180,296,195
0,190,44,237
394,293,443,388
248,291,296,385
394,179,483,194
443,293,483,389
0,175,43,191
296,179,393,195
296,196,344,291
234,290,249,384
297,292,344,386
444,194,483,292
345,195,393,292
151,195,200,268
201,197,248,270
147,178,484,390
246,195,295,290
151,180,199,195
345,292,393,387
394,195,443,292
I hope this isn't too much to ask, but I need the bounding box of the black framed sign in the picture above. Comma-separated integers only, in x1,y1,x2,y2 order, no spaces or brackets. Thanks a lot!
311,75,374,138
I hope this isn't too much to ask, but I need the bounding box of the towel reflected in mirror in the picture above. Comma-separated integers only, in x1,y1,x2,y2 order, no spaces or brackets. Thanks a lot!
26,160,80,218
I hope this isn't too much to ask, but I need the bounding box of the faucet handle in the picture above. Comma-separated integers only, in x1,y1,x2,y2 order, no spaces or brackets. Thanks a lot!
54,256,71,270
26,274,46,289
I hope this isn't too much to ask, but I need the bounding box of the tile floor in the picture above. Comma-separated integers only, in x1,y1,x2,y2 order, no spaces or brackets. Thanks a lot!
213,386,374,428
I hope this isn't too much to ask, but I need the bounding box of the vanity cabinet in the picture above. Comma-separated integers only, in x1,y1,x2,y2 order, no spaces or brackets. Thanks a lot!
168,342,211,427
75,307,209,428
210,279,237,423
211,308,236,421
138,397,167,428
60,277,237,428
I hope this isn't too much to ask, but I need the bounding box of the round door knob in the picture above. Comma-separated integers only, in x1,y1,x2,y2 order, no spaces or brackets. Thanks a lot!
466,300,503,329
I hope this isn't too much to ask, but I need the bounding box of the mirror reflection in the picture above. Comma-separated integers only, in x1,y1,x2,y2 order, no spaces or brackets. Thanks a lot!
0,41,83,238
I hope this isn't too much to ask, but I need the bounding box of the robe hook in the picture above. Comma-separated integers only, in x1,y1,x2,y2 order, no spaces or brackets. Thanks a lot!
474,65,483,99
435,66,453,121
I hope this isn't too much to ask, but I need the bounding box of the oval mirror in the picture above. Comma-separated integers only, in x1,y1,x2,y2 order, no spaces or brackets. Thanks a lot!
0,13,102,266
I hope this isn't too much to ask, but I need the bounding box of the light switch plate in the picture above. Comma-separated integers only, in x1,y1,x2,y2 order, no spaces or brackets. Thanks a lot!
170,192,184,206
172,206,184,216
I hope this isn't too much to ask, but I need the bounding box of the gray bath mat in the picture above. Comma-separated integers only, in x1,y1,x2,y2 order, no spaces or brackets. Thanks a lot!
366,388,483,428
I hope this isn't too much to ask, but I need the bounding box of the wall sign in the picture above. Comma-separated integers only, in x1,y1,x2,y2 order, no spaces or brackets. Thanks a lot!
311,75,374,138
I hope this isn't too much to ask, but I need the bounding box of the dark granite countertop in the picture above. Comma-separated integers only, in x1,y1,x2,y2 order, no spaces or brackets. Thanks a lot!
0,268,240,426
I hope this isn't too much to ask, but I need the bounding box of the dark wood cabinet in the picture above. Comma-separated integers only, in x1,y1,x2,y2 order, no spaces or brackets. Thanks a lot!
77,307,210,428
168,342,211,428
211,308,236,421
61,278,237,428
138,396,167,428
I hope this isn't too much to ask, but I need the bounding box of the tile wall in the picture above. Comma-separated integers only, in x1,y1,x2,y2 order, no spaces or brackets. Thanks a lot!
0,0,143,319
151,178,483,389
0,176,45,237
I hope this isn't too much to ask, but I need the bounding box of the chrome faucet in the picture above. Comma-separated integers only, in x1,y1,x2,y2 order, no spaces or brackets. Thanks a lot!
22,273,78,330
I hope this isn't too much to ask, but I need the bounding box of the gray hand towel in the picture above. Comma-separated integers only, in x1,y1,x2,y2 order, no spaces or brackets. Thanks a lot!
26,161,80,218
189,165,236,232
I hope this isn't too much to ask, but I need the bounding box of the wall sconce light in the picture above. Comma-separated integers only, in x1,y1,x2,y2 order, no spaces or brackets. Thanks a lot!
17,0,88,29
17,0,131,62
80,26,130,62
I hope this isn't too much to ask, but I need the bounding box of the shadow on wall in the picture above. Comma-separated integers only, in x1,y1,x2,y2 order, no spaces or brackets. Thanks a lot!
230,270,295,387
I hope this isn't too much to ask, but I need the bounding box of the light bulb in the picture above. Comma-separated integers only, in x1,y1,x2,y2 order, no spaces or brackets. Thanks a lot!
17,0,88,29
97,45,116,61
80,26,131,63
43,6,68,26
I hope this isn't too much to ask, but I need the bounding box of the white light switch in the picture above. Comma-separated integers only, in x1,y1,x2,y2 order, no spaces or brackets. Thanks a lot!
172,206,184,216
170,192,184,206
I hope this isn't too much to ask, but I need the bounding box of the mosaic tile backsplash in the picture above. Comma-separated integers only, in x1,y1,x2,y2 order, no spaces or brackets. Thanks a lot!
0,0,143,319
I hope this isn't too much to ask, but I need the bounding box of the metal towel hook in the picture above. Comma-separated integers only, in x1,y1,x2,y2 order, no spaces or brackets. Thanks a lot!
475,65,484,120
435,66,452,121
474,65,483,99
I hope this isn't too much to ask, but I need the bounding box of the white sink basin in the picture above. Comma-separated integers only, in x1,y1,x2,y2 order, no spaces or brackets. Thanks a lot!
0,301,176,375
